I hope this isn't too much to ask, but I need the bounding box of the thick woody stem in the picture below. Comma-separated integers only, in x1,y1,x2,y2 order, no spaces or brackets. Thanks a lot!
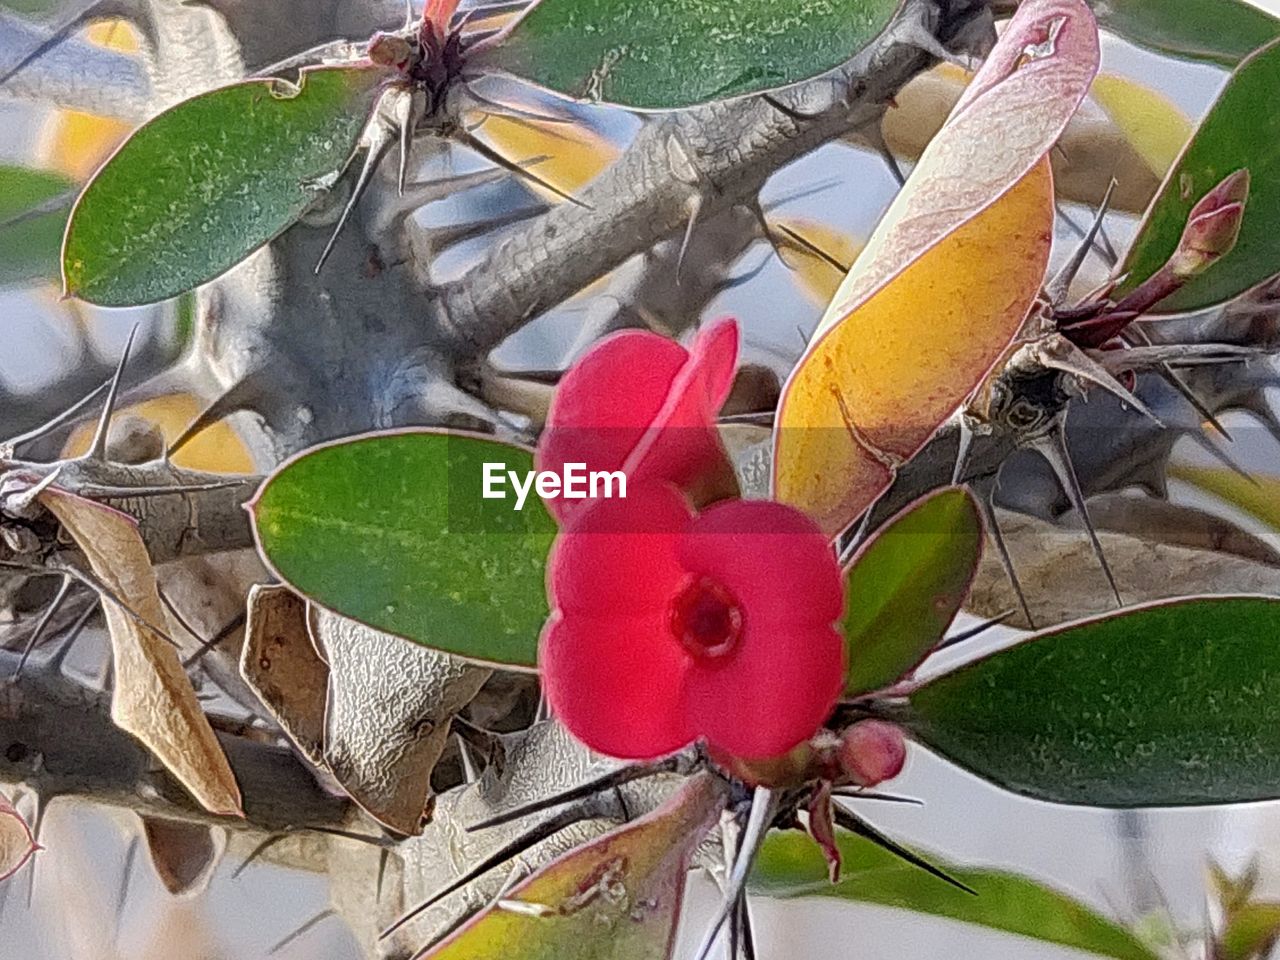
434,0,987,359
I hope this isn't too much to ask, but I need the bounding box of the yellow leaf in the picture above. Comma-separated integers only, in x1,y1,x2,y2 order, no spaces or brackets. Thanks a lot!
467,114,619,200
1089,73,1193,178
772,216,866,306
64,394,256,474
38,489,243,817
37,20,140,181
774,161,1055,537
1171,464,1280,533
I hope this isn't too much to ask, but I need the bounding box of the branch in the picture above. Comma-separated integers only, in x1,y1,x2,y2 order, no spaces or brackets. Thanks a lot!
435,0,990,358
0,647,351,834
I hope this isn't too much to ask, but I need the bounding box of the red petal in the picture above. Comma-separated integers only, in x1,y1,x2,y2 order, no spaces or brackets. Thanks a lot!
547,484,691,618
537,332,688,522
540,613,694,760
680,498,843,625
685,619,844,760
625,319,739,493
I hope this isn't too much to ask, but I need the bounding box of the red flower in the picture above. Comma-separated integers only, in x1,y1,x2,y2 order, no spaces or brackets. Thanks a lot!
536,319,740,523
539,483,846,761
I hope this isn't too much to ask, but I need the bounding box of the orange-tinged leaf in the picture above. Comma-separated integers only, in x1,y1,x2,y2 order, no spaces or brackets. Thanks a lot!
424,771,728,960
37,489,243,817
773,0,1097,536
774,162,1054,536
468,113,619,199
64,394,256,473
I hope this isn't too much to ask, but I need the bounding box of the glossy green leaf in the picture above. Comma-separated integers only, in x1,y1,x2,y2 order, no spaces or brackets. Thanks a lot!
250,430,555,670
1118,39,1280,312
485,0,902,110
1096,0,1278,65
0,166,74,287
62,65,383,306
753,830,1159,960
843,488,982,696
425,772,727,960
906,596,1280,806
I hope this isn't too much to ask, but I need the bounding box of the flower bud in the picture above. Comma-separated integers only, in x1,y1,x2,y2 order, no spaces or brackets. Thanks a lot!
1169,170,1249,279
368,32,414,71
838,720,906,787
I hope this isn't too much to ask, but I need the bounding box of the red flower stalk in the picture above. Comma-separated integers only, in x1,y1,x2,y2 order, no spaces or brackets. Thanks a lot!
539,483,846,761
537,319,740,523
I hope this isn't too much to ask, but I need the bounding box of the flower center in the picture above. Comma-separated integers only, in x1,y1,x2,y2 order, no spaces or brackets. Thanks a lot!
670,575,742,660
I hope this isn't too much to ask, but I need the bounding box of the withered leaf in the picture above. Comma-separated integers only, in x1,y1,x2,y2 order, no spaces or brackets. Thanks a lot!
309,606,490,835
39,488,243,817
241,583,328,768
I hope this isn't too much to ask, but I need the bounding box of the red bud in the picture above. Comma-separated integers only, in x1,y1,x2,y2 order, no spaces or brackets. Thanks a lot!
838,720,906,787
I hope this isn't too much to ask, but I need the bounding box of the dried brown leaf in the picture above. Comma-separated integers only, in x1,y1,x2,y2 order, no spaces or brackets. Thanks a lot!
141,816,225,897
39,489,243,817
0,790,38,882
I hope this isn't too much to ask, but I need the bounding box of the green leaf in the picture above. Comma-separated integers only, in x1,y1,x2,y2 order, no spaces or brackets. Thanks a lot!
486,0,902,110
0,165,74,287
425,772,728,960
62,65,383,306
905,596,1280,806
1118,39,1280,312
1096,0,1278,66
1221,901,1280,960
842,488,982,695
752,830,1159,960
250,429,555,670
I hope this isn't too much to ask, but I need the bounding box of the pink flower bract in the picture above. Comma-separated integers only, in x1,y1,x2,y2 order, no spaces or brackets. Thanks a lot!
540,483,846,761
536,319,740,523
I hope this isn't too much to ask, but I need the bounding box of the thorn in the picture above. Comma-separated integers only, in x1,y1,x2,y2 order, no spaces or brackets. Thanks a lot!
166,374,266,460
855,114,905,186
268,908,336,954
969,475,1035,628
1046,180,1116,306
115,834,139,930
406,862,526,959
761,92,828,122
935,611,1013,651
465,756,682,832
46,599,97,673
1057,204,1118,268
952,417,976,486
403,0,414,29
738,893,757,960
233,834,287,879
692,787,776,960
79,479,253,499
831,805,976,894
86,324,140,461
1096,342,1265,371
380,804,592,940
395,88,422,197
0,0,106,86
1033,336,1163,427
828,789,924,805
1181,427,1258,488
3,379,110,453
676,193,704,286
1030,419,1123,607
773,221,850,276
12,574,73,679
455,731,480,784
376,847,390,903
180,611,246,668
464,86,576,126
316,110,399,275
1124,328,1232,440
454,129,591,208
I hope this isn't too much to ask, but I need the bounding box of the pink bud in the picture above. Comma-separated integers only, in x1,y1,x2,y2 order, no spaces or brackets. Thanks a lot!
1170,170,1249,278
838,720,907,787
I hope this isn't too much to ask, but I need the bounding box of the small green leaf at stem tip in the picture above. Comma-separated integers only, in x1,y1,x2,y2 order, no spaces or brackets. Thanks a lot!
752,830,1159,960
62,65,384,306
485,0,902,110
907,596,1280,807
842,488,982,696
250,429,555,670
0,165,75,288
1118,39,1280,312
